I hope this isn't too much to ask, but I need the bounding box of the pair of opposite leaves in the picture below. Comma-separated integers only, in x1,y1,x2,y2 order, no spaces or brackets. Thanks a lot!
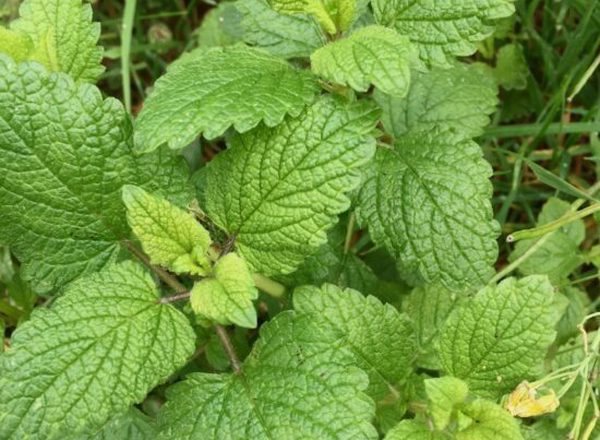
122,185,258,329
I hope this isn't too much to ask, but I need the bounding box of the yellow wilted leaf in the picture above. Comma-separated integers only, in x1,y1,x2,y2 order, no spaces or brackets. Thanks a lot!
505,381,560,418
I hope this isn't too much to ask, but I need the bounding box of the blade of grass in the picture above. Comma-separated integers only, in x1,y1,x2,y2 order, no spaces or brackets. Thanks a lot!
121,0,137,114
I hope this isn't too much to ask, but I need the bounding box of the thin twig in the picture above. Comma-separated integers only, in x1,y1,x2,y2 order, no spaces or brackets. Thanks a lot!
159,291,191,304
215,325,242,374
123,241,186,292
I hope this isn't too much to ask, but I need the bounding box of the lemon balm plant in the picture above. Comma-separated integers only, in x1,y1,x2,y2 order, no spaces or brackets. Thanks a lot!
0,0,598,439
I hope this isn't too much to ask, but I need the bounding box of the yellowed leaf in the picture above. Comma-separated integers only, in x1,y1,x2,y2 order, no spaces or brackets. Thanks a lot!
505,381,559,418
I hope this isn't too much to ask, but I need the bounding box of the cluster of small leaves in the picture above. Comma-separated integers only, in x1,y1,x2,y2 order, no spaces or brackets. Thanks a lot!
0,0,597,439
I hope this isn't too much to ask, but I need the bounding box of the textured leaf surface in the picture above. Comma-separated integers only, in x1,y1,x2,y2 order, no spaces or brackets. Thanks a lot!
372,0,515,67
374,63,498,139
438,276,556,399
357,130,499,290
457,400,523,440
237,0,325,59
205,96,379,276
135,45,318,152
123,186,212,276
510,198,585,282
294,284,416,401
0,262,196,439
190,253,258,328
11,0,103,82
424,377,468,430
385,420,443,439
0,57,194,292
404,284,462,369
311,25,412,97
158,311,377,439
84,408,158,440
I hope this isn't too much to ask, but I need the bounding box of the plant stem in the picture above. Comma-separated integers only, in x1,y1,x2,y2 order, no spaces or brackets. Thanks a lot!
159,291,191,304
123,241,186,293
507,203,600,242
252,273,286,298
121,0,137,113
215,325,242,374
344,212,356,254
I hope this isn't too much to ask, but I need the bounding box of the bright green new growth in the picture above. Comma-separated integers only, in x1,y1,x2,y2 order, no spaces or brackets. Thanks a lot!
0,26,33,62
509,197,585,282
190,253,258,328
311,25,413,98
438,276,556,399
123,185,213,276
135,45,318,152
10,0,104,82
357,130,499,290
372,0,515,67
269,0,357,34
205,96,379,276
0,56,193,293
0,262,196,439
424,377,469,430
157,312,377,439
374,63,499,139
294,284,416,401
237,0,326,59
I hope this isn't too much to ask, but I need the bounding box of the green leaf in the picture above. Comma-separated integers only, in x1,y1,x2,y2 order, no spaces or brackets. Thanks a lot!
0,262,196,439
0,57,194,293
372,0,515,67
278,226,379,295
237,0,326,59
311,25,413,97
494,43,529,90
10,0,104,82
403,284,462,369
509,198,585,283
123,186,212,276
157,311,377,439
84,408,158,440
205,96,379,276
457,399,523,440
438,276,556,399
135,45,318,152
385,420,443,440
374,63,498,139
555,287,589,345
190,253,258,328
294,284,416,401
357,130,499,290
196,3,244,48
0,26,33,62
424,377,469,430
0,245,15,285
